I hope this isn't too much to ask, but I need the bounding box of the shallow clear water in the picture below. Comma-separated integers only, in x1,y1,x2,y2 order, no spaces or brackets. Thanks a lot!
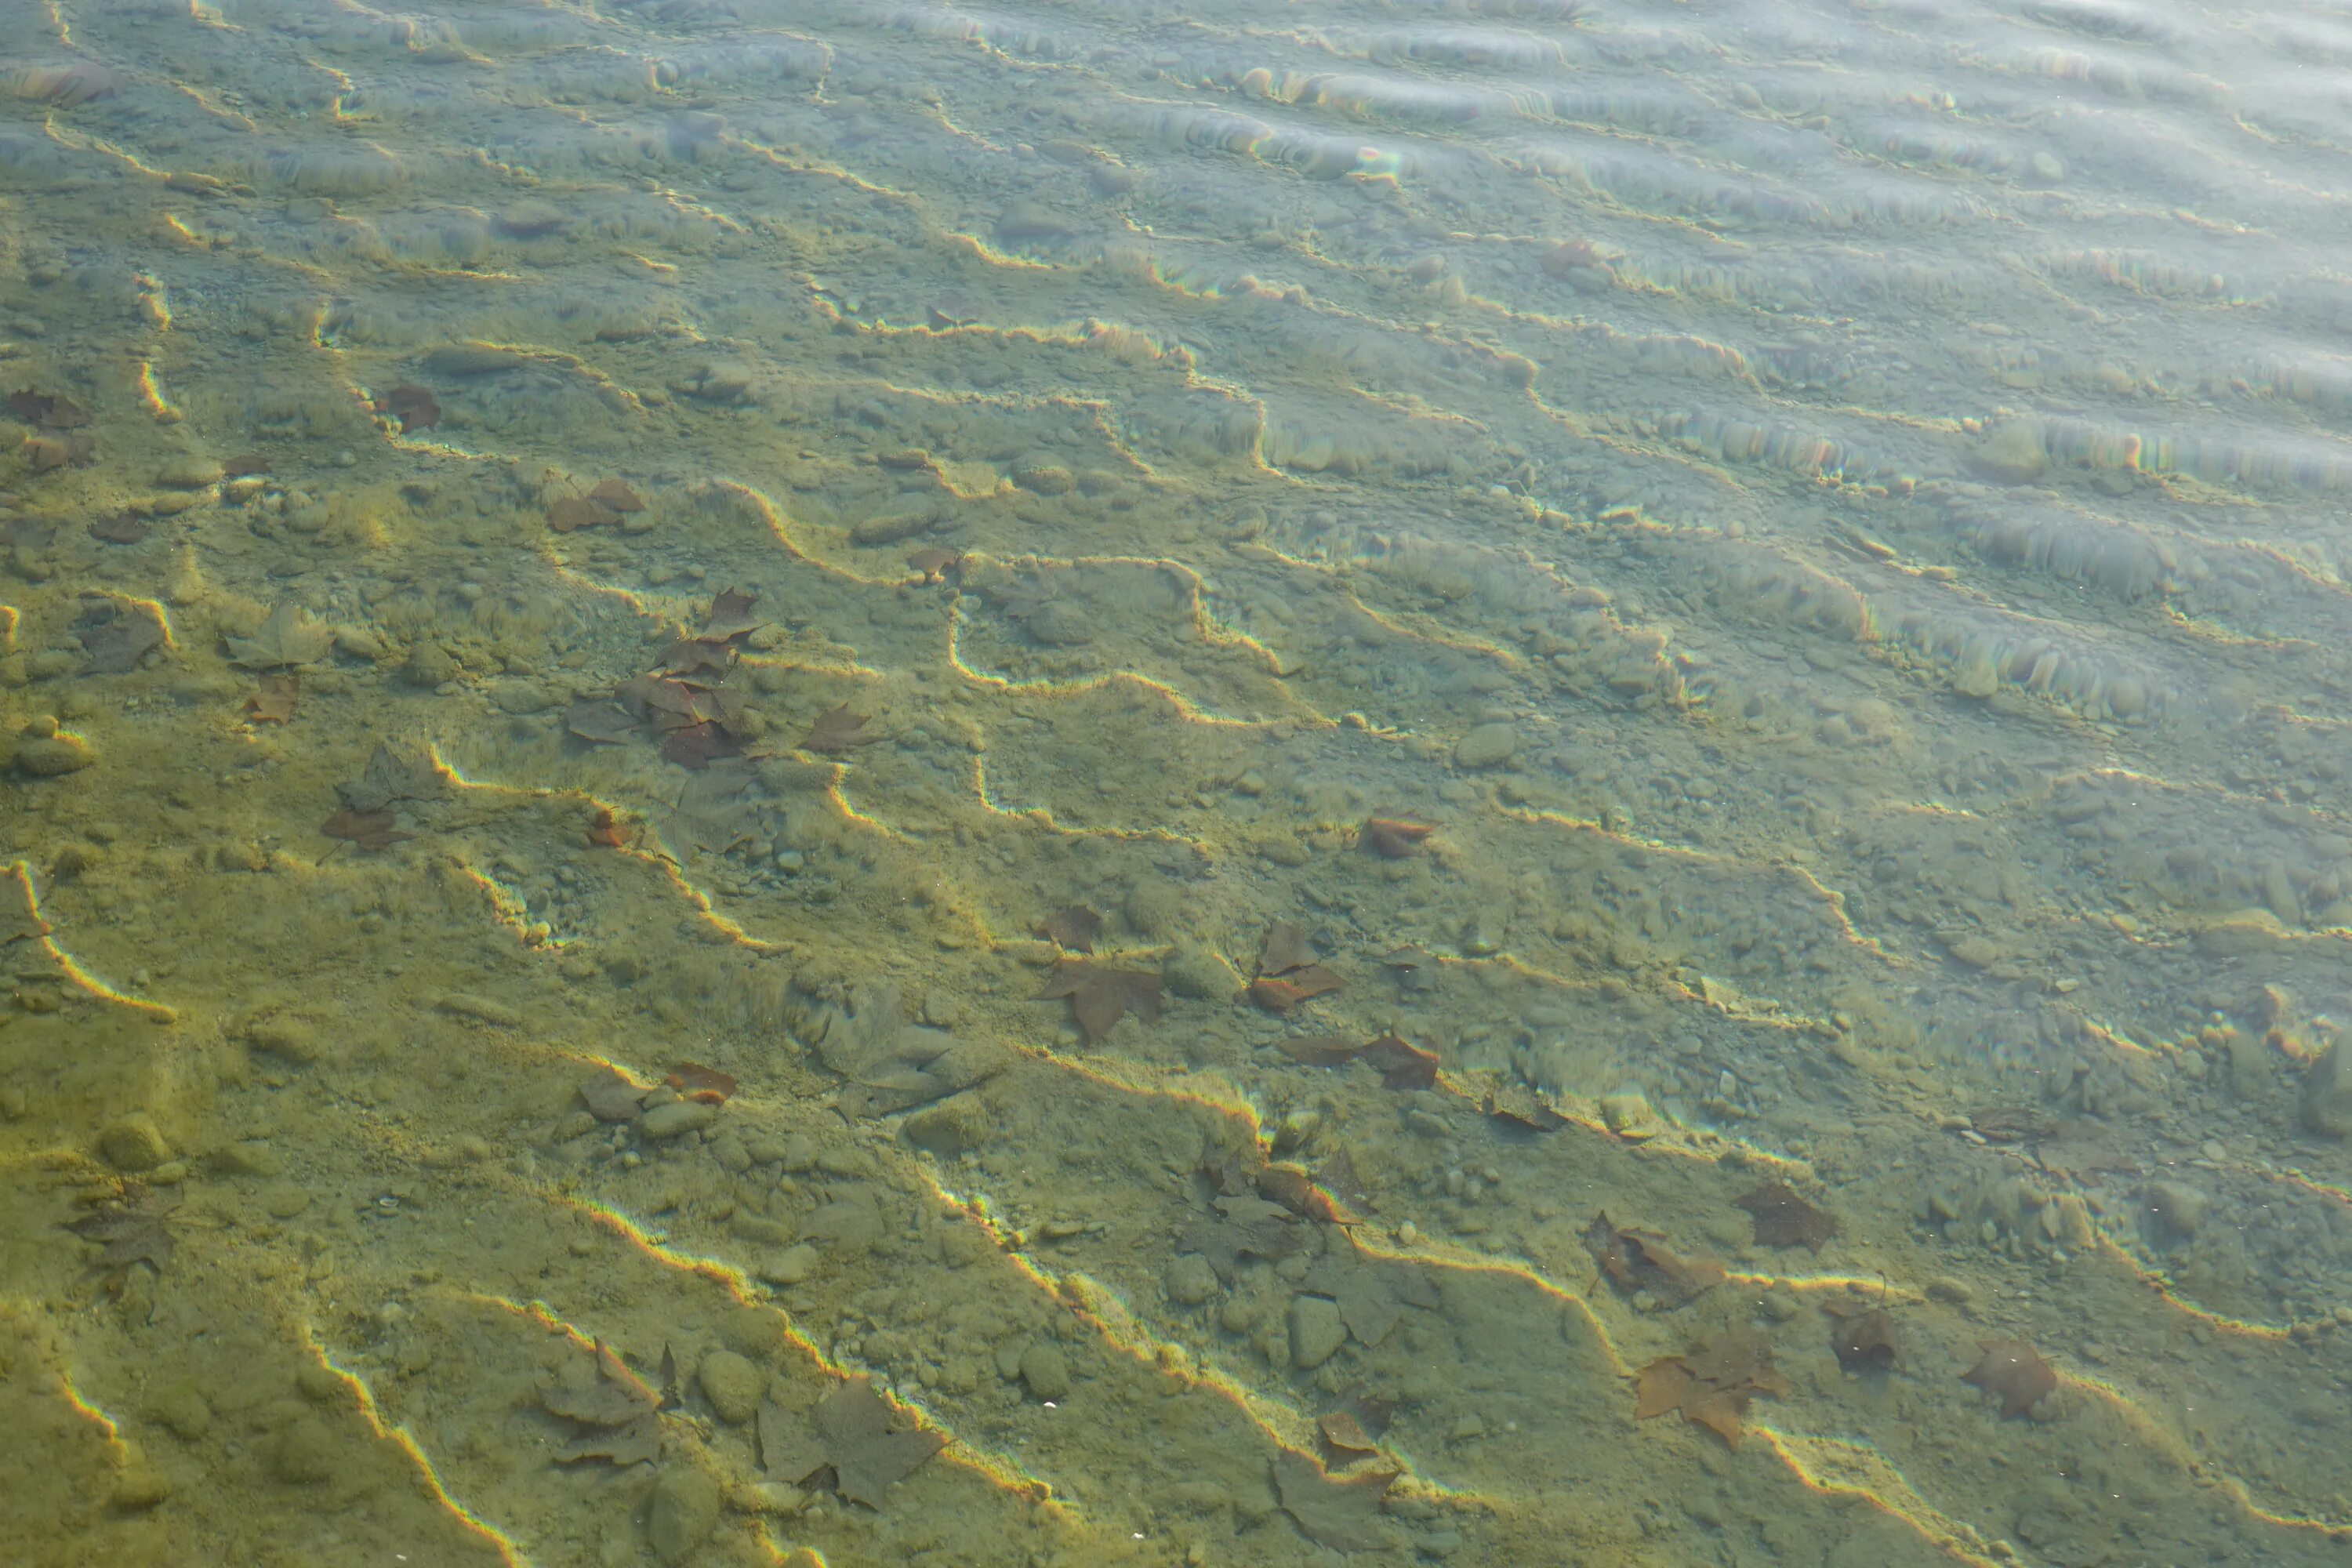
5,0,2352,1563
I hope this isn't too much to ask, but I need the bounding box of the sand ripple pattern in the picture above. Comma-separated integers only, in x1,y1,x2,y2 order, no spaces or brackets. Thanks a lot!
5,0,2352,1563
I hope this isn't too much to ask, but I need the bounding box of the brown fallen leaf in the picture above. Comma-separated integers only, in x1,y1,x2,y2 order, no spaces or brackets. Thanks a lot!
1733,1181,1838,1250
543,1338,662,1467
336,741,443,814
64,1184,181,1277
757,1375,946,1510
1360,1033,1439,1091
88,510,151,545
801,703,877,754
1962,1338,2056,1418
1582,1212,1722,1307
1632,1329,1787,1449
243,673,299,724
1261,921,1315,978
567,697,638,745
907,546,964,583
321,808,408,855
1319,1409,1378,1455
1483,1082,1571,1131
546,495,620,532
1824,1302,1899,1372
1278,1035,1365,1067
579,1066,651,1123
1303,1242,1440,1347
661,720,742,770
1039,904,1102,953
1036,958,1162,1045
1316,1389,1394,1466
1314,1147,1374,1220
656,637,735,678
666,1062,737,1103
1273,1450,1399,1553
557,1416,659,1466
1251,967,1345,1011
699,588,762,642
8,389,90,428
76,599,165,674
24,432,94,470
225,603,334,669
2,863,50,947
1178,1194,1304,1283
587,478,645,513
372,383,439,434
1363,816,1436,858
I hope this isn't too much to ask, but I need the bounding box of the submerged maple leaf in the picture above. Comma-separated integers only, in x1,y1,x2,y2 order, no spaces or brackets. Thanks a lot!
1633,1329,1788,1449
243,673,299,724
75,599,165,674
320,808,408,855
1733,1181,1838,1250
226,603,334,669
1825,1302,1899,1372
666,1062,737,1103
543,1338,661,1466
1273,1450,1399,1552
1361,1033,1439,1091
1582,1212,1722,1307
1962,1338,2056,1417
1036,957,1161,1044
757,1376,946,1510
699,588,762,642
1302,1243,1440,1347
1039,905,1101,953
801,703,877,754
588,478,645,513
1362,817,1436,858
1178,1194,1305,1284
64,1184,181,1276
372,383,439,434
88,510,151,545
547,495,621,532
7,389,90,427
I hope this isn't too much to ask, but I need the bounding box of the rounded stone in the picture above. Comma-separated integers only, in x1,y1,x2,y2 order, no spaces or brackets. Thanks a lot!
638,1099,717,1140
1019,1341,1073,1401
1453,723,1522,769
16,735,93,776
1970,421,2049,485
1164,1252,1221,1306
760,1243,820,1287
1163,942,1240,1001
2147,1181,2212,1238
717,1305,792,1363
98,1114,171,1172
2301,1042,2352,1136
154,456,224,489
1026,601,1093,646
1011,455,1075,495
1288,1295,1347,1370
696,1349,764,1425
269,1419,338,1484
648,1465,721,1563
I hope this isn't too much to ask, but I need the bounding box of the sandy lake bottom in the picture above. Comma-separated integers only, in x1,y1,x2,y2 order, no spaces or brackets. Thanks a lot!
7,1,2352,1565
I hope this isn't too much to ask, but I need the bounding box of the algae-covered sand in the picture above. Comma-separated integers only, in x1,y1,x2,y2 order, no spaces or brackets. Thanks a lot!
7,1,2352,1565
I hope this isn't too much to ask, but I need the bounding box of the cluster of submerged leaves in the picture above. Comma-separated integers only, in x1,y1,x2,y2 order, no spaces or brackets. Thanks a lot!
567,588,877,773
1583,1182,2058,1443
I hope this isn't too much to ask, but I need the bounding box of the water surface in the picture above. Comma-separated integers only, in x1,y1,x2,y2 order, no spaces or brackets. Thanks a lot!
5,0,2352,1564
